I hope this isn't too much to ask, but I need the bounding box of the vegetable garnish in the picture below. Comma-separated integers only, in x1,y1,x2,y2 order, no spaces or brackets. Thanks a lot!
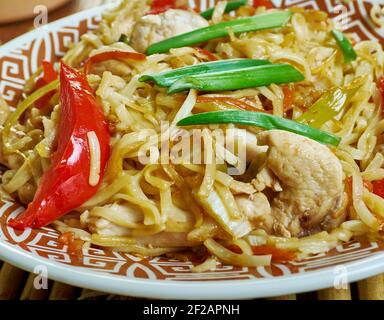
331,29,357,63
346,176,373,200
146,11,292,55
282,85,293,111
296,77,363,128
228,244,295,262
168,63,304,93
372,179,384,199
193,47,218,61
139,58,271,87
177,110,341,146
34,61,58,109
196,96,269,112
58,232,85,257
200,0,247,20
2,79,59,154
84,51,146,74
253,0,273,8
8,62,110,230
378,76,384,113
148,0,177,15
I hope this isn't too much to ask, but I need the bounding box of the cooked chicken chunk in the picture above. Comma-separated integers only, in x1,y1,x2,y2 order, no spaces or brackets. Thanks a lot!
85,202,144,236
84,202,197,247
130,9,209,53
252,164,283,192
230,180,256,195
257,130,345,237
235,192,272,228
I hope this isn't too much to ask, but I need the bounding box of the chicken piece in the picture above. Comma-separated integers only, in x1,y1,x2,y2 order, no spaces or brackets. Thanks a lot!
130,9,209,53
84,202,197,247
252,164,283,192
235,193,272,228
89,215,197,247
98,0,149,44
85,202,144,236
229,180,256,195
257,130,345,237
87,216,131,236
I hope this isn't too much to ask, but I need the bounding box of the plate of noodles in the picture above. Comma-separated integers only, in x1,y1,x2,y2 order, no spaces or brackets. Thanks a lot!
0,0,384,299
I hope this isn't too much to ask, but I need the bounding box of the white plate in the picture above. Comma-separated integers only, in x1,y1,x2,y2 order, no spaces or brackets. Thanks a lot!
1,1,384,299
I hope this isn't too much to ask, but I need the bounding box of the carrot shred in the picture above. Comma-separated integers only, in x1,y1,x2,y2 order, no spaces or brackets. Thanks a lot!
227,244,295,262
346,176,373,195
378,76,384,115
58,232,85,256
194,47,219,61
84,51,146,75
282,85,293,111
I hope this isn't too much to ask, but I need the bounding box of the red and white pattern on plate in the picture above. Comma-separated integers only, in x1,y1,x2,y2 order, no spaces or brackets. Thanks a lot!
1,200,384,280
0,0,384,281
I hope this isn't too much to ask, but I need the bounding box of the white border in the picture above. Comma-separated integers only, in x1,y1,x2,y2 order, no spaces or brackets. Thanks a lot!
0,2,384,299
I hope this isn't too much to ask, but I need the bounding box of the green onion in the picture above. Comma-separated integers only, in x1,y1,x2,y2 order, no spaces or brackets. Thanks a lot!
296,77,364,128
146,11,292,55
177,110,341,146
200,0,247,20
139,59,271,87
331,29,357,63
2,79,59,154
168,63,304,93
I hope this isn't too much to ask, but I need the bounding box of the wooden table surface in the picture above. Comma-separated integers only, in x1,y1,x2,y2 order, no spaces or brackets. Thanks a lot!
0,0,384,300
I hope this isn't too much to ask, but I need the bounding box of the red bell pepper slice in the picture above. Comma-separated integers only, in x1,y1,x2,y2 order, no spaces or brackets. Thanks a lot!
35,61,58,109
372,179,384,199
253,0,273,9
148,0,177,14
84,51,146,75
378,76,384,114
9,62,110,230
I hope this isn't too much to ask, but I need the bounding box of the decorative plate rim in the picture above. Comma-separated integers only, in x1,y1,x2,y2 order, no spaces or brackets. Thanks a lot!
1,235,384,299
1,1,384,299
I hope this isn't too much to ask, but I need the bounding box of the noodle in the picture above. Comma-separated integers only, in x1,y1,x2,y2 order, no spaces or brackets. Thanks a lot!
2,0,384,268
87,131,101,187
